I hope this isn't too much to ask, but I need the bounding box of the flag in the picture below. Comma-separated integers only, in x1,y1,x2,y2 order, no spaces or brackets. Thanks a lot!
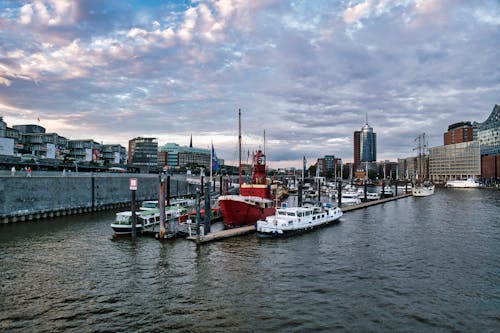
211,144,219,172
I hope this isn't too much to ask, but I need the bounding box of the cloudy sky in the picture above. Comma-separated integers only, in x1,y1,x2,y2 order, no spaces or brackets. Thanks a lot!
0,0,499,168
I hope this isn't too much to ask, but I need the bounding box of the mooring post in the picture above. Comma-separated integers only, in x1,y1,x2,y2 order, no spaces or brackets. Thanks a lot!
337,178,342,207
364,180,368,202
382,181,385,198
395,179,398,196
159,174,166,238
166,175,171,207
201,176,204,196
317,181,321,202
219,175,223,194
195,188,201,244
204,182,211,234
298,182,303,207
131,189,137,237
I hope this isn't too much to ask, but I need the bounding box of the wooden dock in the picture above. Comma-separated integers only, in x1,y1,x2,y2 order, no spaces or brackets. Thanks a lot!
187,193,413,243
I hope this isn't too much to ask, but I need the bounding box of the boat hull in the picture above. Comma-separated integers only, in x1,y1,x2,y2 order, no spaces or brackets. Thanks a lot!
219,196,275,228
412,185,435,197
110,223,143,235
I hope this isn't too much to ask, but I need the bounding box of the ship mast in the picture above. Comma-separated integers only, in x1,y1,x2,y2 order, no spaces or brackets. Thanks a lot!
238,108,242,186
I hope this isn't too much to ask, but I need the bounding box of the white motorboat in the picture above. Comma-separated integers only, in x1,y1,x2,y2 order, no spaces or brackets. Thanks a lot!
111,206,187,235
366,192,381,200
382,185,393,197
445,178,483,188
412,183,435,197
256,204,343,237
341,191,361,205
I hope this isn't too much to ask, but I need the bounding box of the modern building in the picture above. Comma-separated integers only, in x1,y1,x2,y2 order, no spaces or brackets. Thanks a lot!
159,142,220,171
317,155,342,178
68,139,101,162
429,141,481,183
444,122,473,145
128,137,158,169
473,104,500,156
101,144,126,165
354,119,376,170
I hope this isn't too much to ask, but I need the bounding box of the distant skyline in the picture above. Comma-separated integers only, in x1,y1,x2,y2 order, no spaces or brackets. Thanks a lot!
1,0,499,168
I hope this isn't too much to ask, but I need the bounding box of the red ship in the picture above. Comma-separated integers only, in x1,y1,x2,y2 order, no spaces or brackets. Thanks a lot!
218,149,276,228
218,109,278,228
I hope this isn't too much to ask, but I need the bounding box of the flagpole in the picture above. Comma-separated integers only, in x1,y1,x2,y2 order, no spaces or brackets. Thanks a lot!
210,140,213,186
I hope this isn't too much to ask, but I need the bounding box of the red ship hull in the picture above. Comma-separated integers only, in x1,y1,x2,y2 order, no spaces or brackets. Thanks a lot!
218,195,275,228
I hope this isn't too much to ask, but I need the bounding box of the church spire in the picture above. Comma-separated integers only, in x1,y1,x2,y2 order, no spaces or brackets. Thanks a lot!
189,133,192,147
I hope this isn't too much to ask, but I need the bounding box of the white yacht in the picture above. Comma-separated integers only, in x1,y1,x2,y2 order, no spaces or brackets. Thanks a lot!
412,183,435,197
256,204,343,237
445,178,483,188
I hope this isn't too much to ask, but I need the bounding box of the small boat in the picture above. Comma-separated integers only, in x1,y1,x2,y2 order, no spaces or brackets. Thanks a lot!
341,191,361,205
366,192,381,201
111,206,187,235
445,178,483,188
382,185,393,197
256,204,343,237
111,209,160,235
412,183,435,197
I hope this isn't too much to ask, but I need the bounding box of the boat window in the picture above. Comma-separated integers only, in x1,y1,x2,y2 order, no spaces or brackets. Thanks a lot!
287,212,296,216
278,211,286,216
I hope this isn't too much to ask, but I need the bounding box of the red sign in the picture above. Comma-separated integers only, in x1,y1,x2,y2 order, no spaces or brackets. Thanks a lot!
129,178,138,190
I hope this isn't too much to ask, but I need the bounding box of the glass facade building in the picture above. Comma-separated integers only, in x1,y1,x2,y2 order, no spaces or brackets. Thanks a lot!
473,104,499,156
128,137,158,168
360,123,376,162
429,141,481,183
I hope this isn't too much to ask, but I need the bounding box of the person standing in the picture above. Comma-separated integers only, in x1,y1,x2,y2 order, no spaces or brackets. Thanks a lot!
11,166,16,176
26,166,32,177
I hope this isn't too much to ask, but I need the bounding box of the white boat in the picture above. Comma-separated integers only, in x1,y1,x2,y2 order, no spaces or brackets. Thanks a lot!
366,192,381,201
111,209,160,235
412,183,435,197
256,204,343,237
111,207,186,235
341,191,361,205
397,183,413,193
382,186,393,197
445,178,483,188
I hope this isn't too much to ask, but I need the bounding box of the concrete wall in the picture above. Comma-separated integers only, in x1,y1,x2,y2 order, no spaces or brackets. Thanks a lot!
0,173,197,222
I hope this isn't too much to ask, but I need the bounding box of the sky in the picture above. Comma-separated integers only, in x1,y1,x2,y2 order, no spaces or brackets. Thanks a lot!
0,0,499,169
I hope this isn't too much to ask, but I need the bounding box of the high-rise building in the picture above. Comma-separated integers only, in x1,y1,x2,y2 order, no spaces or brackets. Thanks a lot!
444,122,473,145
354,120,376,169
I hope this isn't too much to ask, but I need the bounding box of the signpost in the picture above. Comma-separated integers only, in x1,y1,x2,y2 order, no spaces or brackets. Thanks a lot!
130,178,138,237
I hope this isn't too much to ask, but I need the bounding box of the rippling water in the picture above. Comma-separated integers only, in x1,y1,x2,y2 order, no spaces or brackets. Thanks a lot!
1,189,499,332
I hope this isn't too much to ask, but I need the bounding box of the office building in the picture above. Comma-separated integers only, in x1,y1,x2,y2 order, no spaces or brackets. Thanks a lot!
429,141,481,183
354,119,376,172
128,137,158,169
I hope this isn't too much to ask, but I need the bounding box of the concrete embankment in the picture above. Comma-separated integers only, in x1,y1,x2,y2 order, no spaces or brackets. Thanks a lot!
0,173,197,223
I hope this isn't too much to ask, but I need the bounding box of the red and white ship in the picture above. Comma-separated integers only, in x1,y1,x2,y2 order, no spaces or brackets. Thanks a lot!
218,149,276,228
218,109,277,228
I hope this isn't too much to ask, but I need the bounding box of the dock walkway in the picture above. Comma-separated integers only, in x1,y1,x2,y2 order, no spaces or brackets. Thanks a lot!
188,193,412,243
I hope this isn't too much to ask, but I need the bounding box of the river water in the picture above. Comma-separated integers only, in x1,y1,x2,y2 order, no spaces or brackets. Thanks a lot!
1,189,499,332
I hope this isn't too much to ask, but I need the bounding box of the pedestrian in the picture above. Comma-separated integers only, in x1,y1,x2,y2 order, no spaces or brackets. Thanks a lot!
62,168,66,176
26,166,32,177
11,166,16,176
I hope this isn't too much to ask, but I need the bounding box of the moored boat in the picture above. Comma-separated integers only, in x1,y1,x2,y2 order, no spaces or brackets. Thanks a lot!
412,183,435,197
341,191,361,205
218,110,279,228
256,204,343,237
445,178,483,188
